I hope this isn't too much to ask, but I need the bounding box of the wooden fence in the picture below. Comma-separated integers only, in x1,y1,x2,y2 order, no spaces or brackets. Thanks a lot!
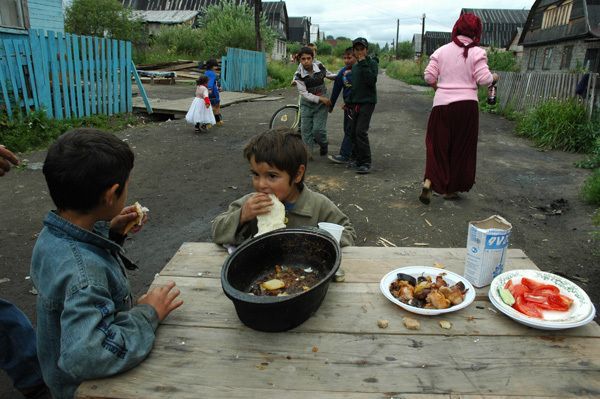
221,47,266,92
496,71,598,119
0,29,135,120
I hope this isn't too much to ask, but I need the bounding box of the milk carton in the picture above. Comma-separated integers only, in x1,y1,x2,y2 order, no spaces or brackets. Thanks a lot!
464,215,512,287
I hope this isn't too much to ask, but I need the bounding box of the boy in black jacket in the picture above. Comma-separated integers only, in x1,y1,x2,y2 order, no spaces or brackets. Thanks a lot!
348,37,378,174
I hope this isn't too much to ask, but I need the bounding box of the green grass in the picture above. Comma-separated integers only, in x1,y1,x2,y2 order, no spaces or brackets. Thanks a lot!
385,60,427,86
582,169,600,206
0,110,141,153
266,61,298,90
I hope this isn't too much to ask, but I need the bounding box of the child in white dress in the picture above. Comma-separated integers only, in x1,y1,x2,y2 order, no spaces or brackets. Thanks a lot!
185,75,216,133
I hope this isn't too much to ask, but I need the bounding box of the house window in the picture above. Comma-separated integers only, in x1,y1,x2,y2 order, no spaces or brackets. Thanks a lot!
528,49,538,70
542,0,573,29
0,0,26,29
542,47,554,70
560,45,573,69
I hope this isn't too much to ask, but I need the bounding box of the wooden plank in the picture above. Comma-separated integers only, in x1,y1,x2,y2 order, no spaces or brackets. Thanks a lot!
29,29,52,117
22,39,39,110
87,37,96,115
131,60,152,114
12,40,31,114
149,275,600,338
3,40,21,111
58,33,72,118
47,31,63,119
77,324,600,398
125,41,132,113
81,36,90,117
72,35,84,118
107,39,113,115
119,40,126,113
0,62,13,118
112,40,119,114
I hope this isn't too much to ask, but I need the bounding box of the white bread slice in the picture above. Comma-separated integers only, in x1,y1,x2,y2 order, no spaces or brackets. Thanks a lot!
256,194,286,236
124,201,149,234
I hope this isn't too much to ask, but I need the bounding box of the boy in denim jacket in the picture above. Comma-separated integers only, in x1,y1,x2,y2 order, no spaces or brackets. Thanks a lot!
30,129,183,398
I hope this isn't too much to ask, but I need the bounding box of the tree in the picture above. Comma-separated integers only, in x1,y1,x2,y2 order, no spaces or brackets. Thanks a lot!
65,0,144,43
200,0,275,58
397,41,414,60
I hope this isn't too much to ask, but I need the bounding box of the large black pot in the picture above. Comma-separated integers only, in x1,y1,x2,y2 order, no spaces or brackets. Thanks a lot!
221,228,341,332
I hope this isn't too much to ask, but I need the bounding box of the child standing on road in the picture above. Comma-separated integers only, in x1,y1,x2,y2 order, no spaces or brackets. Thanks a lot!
328,47,356,164
348,37,378,175
31,129,183,399
293,47,336,157
186,75,216,133
212,128,356,247
205,59,224,126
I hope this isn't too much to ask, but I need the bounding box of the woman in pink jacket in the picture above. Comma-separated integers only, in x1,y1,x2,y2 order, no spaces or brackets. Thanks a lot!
419,13,498,204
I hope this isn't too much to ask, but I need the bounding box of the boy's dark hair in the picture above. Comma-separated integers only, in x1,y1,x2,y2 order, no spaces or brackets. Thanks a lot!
196,74,209,86
205,58,218,70
344,47,354,56
297,46,314,59
43,128,134,213
243,128,307,188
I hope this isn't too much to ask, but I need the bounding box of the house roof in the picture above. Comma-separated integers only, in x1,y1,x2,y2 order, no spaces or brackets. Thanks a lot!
462,8,530,24
262,1,286,16
519,0,600,46
289,16,310,28
131,10,199,23
121,0,254,10
262,1,288,39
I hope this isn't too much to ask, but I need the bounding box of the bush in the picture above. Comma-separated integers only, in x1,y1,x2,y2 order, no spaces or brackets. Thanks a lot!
267,61,297,89
65,0,145,44
333,40,353,57
576,136,600,169
315,40,332,56
0,110,139,153
149,25,205,59
516,99,600,152
582,169,600,205
487,47,519,72
199,0,276,59
386,60,427,86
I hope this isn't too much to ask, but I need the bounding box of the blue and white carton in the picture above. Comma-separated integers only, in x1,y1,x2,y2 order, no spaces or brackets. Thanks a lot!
464,215,512,287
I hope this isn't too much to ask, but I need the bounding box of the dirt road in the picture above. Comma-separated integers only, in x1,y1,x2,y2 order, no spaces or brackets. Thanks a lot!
1,72,597,397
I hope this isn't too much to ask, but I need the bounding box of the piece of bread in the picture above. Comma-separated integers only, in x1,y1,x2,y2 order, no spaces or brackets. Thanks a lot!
256,194,286,236
124,201,148,234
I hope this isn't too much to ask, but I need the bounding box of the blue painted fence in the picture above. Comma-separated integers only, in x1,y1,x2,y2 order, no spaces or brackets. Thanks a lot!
0,29,133,120
221,47,266,92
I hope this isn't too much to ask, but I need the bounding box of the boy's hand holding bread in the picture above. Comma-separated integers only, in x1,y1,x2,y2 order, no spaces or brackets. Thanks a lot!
111,201,149,235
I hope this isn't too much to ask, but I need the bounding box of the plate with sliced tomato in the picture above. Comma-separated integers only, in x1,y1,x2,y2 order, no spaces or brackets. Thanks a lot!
489,270,595,330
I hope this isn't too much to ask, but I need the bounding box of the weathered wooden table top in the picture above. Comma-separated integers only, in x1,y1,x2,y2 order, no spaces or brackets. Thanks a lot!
77,243,600,398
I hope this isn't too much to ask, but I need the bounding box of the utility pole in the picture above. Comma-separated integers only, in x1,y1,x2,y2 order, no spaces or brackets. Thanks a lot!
395,19,400,59
419,13,426,70
255,0,262,51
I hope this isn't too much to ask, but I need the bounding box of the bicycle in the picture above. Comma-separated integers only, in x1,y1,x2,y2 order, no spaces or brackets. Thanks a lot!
269,96,301,131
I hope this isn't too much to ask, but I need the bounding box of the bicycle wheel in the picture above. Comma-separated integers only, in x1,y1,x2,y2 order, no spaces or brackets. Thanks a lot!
270,105,300,130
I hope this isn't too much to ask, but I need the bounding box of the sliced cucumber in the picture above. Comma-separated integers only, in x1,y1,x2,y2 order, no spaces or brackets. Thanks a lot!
498,287,515,306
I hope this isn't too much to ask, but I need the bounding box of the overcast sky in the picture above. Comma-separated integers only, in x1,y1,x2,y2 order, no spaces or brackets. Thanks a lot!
286,0,535,46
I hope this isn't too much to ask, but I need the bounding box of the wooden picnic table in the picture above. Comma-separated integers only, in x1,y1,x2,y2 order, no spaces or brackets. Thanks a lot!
77,243,600,398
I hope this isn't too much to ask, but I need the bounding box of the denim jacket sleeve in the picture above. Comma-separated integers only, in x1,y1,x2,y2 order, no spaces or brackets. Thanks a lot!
58,283,159,380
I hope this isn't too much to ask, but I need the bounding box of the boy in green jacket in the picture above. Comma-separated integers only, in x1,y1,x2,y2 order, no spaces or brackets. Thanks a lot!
211,128,356,247
348,37,378,174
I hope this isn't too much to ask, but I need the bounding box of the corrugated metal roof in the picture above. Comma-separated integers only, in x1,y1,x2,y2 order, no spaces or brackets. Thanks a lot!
289,16,309,28
132,10,199,23
262,1,285,15
462,8,530,24
121,0,254,11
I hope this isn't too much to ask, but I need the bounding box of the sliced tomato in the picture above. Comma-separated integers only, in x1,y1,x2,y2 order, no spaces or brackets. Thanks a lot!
509,284,530,299
504,279,513,290
513,295,543,318
532,286,560,296
523,293,548,304
521,277,558,293
547,294,573,311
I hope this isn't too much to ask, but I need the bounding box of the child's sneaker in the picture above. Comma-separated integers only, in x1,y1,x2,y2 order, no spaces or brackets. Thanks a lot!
216,120,224,126
205,124,213,129
319,143,328,156
328,154,348,164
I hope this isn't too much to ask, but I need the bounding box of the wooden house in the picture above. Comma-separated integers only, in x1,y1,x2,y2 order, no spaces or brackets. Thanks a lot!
288,16,311,44
412,33,422,58
519,0,600,72
131,10,200,35
461,8,530,48
121,0,253,10
262,1,288,60
424,31,451,56
0,0,64,39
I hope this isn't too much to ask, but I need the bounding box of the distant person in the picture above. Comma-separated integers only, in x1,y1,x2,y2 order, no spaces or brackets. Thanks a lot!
0,145,51,399
293,47,336,157
211,128,356,247
205,59,224,126
419,13,498,204
575,73,590,98
31,129,183,398
348,37,378,174
185,75,216,133
328,47,356,164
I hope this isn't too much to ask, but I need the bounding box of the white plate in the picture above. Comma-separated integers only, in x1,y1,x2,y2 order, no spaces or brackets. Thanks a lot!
488,269,595,330
380,266,476,316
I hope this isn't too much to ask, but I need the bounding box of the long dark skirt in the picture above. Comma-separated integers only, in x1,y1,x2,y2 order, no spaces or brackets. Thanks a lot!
424,100,479,194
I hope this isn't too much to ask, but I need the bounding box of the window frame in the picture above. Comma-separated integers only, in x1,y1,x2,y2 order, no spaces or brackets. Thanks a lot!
542,47,554,70
560,45,573,69
0,0,29,30
528,48,538,70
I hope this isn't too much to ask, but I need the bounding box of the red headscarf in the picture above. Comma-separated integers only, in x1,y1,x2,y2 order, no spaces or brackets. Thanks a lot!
452,13,482,58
